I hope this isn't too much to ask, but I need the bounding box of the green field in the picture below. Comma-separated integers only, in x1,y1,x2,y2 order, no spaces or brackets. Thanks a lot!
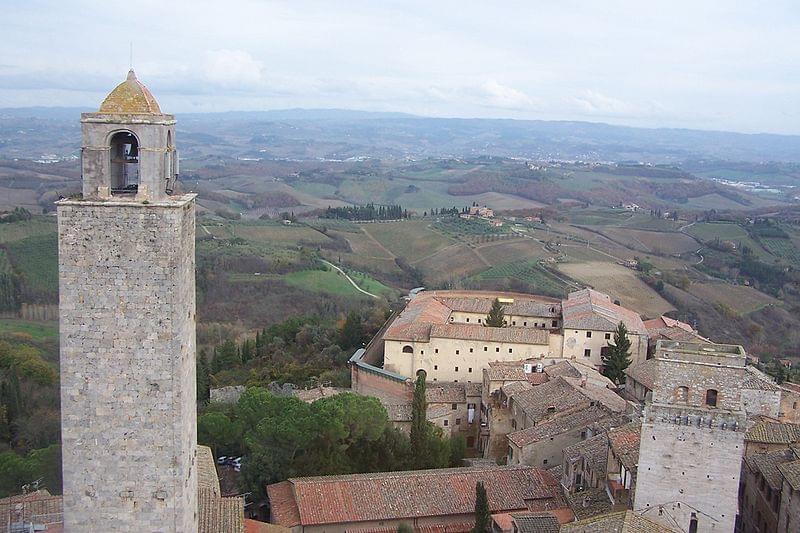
760,237,800,264
364,220,454,262
432,217,509,239
4,233,58,300
0,218,56,244
685,222,749,241
0,318,58,341
470,260,569,297
282,269,380,298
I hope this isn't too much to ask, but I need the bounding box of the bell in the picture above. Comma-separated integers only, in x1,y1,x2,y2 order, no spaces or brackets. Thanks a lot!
127,142,138,159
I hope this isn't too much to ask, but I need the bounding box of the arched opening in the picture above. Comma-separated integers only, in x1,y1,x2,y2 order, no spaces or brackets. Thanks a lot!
402,345,414,354
675,386,689,403
705,389,718,407
109,131,139,193
689,513,698,533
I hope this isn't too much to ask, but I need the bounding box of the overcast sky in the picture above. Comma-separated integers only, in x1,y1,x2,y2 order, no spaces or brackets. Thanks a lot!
1,0,798,134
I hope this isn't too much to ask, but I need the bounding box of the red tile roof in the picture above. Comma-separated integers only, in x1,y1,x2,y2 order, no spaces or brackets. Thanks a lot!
430,324,549,344
266,466,566,527
562,289,646,335
607,422,641,471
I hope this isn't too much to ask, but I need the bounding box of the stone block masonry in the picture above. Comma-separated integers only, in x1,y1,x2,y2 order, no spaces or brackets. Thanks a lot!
57,195,197,533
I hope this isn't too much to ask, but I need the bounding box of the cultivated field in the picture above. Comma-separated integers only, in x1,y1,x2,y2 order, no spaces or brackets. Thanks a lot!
363,221,453,262
688,281,778,315
557,261,674,318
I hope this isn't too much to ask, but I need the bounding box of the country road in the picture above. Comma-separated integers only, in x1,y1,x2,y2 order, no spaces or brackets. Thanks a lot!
320,259,380,299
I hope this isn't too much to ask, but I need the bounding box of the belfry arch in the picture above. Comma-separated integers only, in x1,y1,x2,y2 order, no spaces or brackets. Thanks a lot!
109,131,140,193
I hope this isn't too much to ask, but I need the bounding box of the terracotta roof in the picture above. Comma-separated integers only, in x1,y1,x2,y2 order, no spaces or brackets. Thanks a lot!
745,421,800,444
502,380,535,397
624,359,657,390
486,361,529,381
742,366,780,391
430,324,548,344
563,488,613,522
777,460,800,491
643,316,706,343
267,481,302,527
745,449,796,490
0,490,63,532
607,422,641,471
561,377,628,412
244,519,290,533
199,492,245,533
561,289,647,335
266,466,567,527
427,383,467,403
508,405,614,447
465,382,483,396
345,523,475,533
198,445,222,496
384,290,559,343
437,296,561,318
560,510,673,532
510,512,561,533
563,434,609,479
98,69,162,114
511,378,591,422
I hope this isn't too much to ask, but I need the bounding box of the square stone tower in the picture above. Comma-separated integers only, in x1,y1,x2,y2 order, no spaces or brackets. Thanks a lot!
634,340,747,533
57,70,198,532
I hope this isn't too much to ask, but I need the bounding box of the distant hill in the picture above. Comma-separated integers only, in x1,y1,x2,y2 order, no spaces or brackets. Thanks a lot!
2,107,800,163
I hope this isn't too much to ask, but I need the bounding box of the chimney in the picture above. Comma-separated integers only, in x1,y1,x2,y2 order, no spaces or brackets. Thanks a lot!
580,376,587,388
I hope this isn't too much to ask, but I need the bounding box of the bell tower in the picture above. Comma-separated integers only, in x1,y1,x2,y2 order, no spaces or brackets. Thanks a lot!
57,71,198,532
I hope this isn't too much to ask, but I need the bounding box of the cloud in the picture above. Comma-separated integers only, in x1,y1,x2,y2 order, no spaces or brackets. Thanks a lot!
571,90,665,119
202,49,265,89
478,80,535,110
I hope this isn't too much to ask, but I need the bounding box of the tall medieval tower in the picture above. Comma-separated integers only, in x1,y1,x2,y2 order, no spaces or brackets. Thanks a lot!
634,340,746,533
57,70,198,532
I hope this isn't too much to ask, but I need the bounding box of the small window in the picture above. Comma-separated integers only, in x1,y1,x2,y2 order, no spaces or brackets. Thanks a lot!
455,350,460,355
469,348,473,353
794,402,798,410
435,348,439,354
509,348,513,353
455,418,461,425
496,347,500,353
443,420,449,427
420,350,424,355
478,319,482,323
706,389,718,407
552,320,557,327
484,346,488,352
466,318,470,323
524,321,527,326
584,349,591,357
434,365,438,370
605,333,611,340
512,321,516,326
586,331,592,338
468,367,472,373
676,386,689,403
402,345,414,353
455,366,459,372
547,406,556,413
451,403,457,410
543,459,548,465
433,378,437,381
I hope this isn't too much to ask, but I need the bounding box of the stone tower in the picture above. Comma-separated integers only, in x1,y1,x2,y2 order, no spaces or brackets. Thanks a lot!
634,340,747,533
57,70,198,532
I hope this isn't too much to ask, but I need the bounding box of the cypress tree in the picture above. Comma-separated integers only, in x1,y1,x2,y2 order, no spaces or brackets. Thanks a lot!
410,371,428,461
601,322,632,385
484,298,505,327
472,481,490,533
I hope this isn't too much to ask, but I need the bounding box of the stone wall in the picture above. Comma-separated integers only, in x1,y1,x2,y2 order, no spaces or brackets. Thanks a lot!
58,196,197,533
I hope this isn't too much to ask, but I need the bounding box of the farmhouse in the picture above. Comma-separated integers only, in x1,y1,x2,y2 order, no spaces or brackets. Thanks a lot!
382,288,650,382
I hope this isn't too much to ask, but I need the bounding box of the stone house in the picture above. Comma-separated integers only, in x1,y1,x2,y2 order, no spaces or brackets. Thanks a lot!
561,434,609,493
740,447,796,533
604,422,641,509
744,420,800,456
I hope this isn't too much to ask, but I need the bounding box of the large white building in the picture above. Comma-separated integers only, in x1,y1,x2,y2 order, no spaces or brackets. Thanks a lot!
382,288,651,382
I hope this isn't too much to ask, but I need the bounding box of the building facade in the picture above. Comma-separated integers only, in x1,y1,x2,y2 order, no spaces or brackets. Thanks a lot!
634,341,747,532
58,71,198,532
